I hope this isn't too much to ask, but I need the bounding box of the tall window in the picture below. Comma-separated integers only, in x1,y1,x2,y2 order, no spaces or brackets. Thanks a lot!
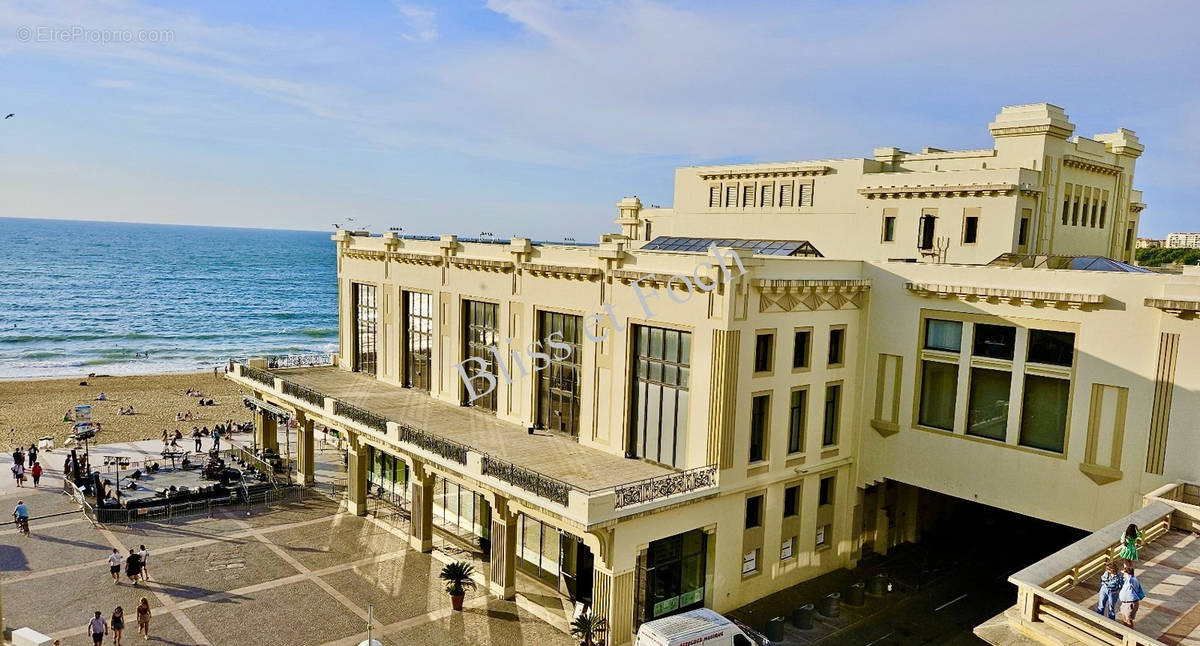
463,300,499,412
754,333,774,373
828,327,845,366
963,215,979,244
1018,214,1030,247
403,291,432,391
783,485,800,517
1019,376,1070,452
793,329,811,369
537,311,582,437
353,283,377,375
918,213,937,250
745,495,763,528
967,368,1009,441
749,394,769,463
788,389,806,454
882,215,896,242
822,384,840,447
919,361,958,431
819,475,834,506
630,326,691,467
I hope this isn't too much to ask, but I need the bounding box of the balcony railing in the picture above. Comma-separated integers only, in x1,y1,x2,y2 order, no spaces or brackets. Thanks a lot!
281,379,325,408
481,455,572,506
612,464,718,509
333,400,389,434
396,422,469,465
264,353,335,369
241,365,277,387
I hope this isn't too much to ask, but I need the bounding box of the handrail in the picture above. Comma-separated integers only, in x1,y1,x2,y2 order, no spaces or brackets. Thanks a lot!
281,379,325,407
263,353,334,369
333,400,388,433
240,365,277,387
612,464,719,509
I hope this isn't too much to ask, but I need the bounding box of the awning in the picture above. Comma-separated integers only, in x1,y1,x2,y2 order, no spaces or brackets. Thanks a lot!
243,396,292,422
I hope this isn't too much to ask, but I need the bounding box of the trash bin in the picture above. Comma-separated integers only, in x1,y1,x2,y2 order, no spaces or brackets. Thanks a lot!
845,582,866,606
766,616,785,642
792,603,815,629
867,573,888,596
818,592,841,617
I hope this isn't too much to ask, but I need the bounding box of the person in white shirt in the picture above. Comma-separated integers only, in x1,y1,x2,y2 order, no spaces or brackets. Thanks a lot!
138,545,150,580
85,611,108,645
107,548,122,584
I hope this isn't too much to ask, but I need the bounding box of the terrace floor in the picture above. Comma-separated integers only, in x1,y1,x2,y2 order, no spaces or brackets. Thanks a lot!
1060,529,1200,645
272,366,674,490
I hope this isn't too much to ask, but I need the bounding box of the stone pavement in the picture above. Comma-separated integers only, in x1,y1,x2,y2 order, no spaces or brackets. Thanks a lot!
1,439,575,646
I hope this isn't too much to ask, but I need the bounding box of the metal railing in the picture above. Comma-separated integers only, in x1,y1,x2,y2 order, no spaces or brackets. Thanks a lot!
264,353,334,369
241,365,277,387
281,379,325,407
333,400,388,433
612,464,719,509
397,421,469,465
481,455,572,506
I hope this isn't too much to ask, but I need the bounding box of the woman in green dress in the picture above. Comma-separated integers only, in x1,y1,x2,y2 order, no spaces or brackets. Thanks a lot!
1119,523,1140,561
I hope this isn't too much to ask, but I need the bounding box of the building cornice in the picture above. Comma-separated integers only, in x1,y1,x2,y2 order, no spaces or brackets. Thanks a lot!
344,249,386,261
699,165,831,181
1061,154,1123,176
753,279,870,312
1145,297,1200,319
858,183,1031,200
449,257,515,273
387,251,443,266
1129,202,1147,214
520,262,603,281
905,282,1105,310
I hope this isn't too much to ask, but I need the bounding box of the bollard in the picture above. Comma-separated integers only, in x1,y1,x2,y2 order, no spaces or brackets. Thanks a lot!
766,616,785,642
867,573,888,596
845,582,866,606
817,592,841,617
792,603,815,629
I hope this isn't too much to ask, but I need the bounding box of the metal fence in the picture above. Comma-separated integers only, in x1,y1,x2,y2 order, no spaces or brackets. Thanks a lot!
93,486,304,525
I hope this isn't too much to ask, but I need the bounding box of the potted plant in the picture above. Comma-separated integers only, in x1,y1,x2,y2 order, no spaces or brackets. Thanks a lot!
440,561,477,611
570,612,608,646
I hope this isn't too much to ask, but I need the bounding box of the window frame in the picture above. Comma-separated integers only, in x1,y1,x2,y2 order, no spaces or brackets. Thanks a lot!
753,331,775,375
787,386,807,455
744,494,763,529
792,327,813,372
827,325,846,368
748,392,770,464
822,382,842,447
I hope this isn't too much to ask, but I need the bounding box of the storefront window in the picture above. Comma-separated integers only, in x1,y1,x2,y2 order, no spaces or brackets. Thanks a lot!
640,529,707,622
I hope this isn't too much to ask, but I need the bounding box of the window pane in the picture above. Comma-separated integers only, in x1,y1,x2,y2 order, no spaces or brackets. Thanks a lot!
924,319,962,352
1028,330,1075,366
1019,375,1070,453
788,390,805,454
967,368,1010,441
918,361,958,430
754,334,772,372
745,496,762,528
749,395,768,462
822,384,840,446
793,331,810,368
828,328,844,365
973,324,1016,360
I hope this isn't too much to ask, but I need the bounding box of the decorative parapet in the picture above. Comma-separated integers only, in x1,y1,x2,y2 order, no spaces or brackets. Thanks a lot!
388,251,443,266
332,400,389,434
344,249,387,261
1145,297,1200,318
1061,154,1122,176
448,257,515,273
859,183,1028,199
698,165,830,180
905,282,1104,310
521,262,603,281
263,354,334,369
396,422,468,465
481,455,571,506
753,279,870,312
281,380,324,408
612,465,718,510
241,365,277,388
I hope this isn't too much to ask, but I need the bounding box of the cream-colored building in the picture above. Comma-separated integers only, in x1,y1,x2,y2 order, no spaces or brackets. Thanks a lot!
1167,232,1200,249
227,103,1200,645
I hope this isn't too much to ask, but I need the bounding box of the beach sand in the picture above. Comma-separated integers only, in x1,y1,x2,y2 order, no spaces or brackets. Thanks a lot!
0,371,252,450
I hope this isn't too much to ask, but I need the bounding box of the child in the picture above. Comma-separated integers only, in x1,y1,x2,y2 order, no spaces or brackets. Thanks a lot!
1119,523,1141,561
1096,561,1123,619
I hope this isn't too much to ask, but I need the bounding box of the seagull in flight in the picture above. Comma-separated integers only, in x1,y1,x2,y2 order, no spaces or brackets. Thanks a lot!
4,114,13,119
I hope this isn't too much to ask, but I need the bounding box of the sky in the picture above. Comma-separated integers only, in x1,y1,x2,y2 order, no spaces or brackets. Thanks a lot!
1,0,1197,240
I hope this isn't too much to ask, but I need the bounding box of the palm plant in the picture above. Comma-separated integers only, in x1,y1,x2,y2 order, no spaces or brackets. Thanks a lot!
570,612,608,646
439,561,477,610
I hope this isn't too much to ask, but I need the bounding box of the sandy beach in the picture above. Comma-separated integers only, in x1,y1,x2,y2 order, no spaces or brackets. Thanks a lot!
0,370,252,450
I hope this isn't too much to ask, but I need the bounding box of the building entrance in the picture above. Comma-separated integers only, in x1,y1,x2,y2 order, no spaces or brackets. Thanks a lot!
637,528,707,626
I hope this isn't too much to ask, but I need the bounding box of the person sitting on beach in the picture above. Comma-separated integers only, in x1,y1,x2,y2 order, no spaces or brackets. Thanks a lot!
95,392,107,401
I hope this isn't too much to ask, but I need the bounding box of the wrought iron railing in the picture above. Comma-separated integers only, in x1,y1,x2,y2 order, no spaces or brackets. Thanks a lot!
397,422,469,465
281,379,325,407
612,464,718,509
241,365,277,387
264,353,335,369
333,400,389,433
481,455,571,506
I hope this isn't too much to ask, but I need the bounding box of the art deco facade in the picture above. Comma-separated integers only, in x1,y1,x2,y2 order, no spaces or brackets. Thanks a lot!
228,104,1200,645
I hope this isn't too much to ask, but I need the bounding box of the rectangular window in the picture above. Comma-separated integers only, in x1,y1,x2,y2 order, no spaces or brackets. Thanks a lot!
793,329,811,369
882,215,896,242
788,389,806,454
918,212,937,250
403,291,432,391
816,524,830,548
1099,202,1107,228
742,184,756,208
799,183,813,207
973,324,1016,360
818,475,834,506
709,186,721,208
749,394,769,463
780,537,794,561
1091,200,1099,228
779,183,793,207
1027,329,1075,367
760,184,774,208
1125,228,1134,252
966,368,1010,441
1018,215,1030,247
537,311,582,437
725,185,738,208
783,484,800,517
1019,375,1070,453
827,327,845,366
918,361,958,431
822,384,840,447
742,549,758,575
353,283,378,375
754,333,774,373
1072,196,1080,226
924,319,962,352
963,212,979,244
1061,198,1070,225
745,495,763,529
463,300,499,411
630,325,692,468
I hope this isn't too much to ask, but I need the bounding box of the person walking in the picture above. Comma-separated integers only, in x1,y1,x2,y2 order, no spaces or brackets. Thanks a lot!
86,611,108,646
30,461,42,487
111,606,126,646
135,597,151,640
11,461,24,488
125,548,143,585
1118,564,1146,627
12,446,24,468
26,443,38,468
192,428,202,452
138,545,150,580
1119,523,1141,562
107,548,123,584
1096,561,1123,619
211,426,221,452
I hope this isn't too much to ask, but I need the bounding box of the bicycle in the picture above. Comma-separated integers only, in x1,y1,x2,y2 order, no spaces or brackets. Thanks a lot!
12,514,29,537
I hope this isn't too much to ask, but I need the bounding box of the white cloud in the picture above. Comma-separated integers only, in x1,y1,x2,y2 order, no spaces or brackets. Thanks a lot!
396,5,437,42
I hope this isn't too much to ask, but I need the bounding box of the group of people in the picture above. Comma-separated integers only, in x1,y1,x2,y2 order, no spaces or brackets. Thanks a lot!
10,445,43,488
1096,524,1147,628
85,598,150,645
118,405,137,415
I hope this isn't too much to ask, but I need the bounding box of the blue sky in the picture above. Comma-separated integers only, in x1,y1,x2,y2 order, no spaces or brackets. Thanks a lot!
1,0,1197,239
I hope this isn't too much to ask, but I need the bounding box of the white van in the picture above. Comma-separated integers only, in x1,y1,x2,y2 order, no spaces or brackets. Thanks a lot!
634,608,763,646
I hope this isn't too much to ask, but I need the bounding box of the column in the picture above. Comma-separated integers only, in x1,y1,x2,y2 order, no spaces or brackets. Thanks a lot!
346,433,368,516
295,412,315,487
488,497,518,600
410,462,434,552
254,408,278,453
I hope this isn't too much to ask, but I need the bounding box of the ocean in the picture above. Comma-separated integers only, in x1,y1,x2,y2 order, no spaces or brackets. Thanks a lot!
0,217,338,379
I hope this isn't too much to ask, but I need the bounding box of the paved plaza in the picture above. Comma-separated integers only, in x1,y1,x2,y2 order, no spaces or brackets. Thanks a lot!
1,441,575,646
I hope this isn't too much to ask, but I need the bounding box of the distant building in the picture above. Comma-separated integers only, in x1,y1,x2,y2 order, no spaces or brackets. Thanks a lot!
1166,232,1200,248
1136,237,1164,249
